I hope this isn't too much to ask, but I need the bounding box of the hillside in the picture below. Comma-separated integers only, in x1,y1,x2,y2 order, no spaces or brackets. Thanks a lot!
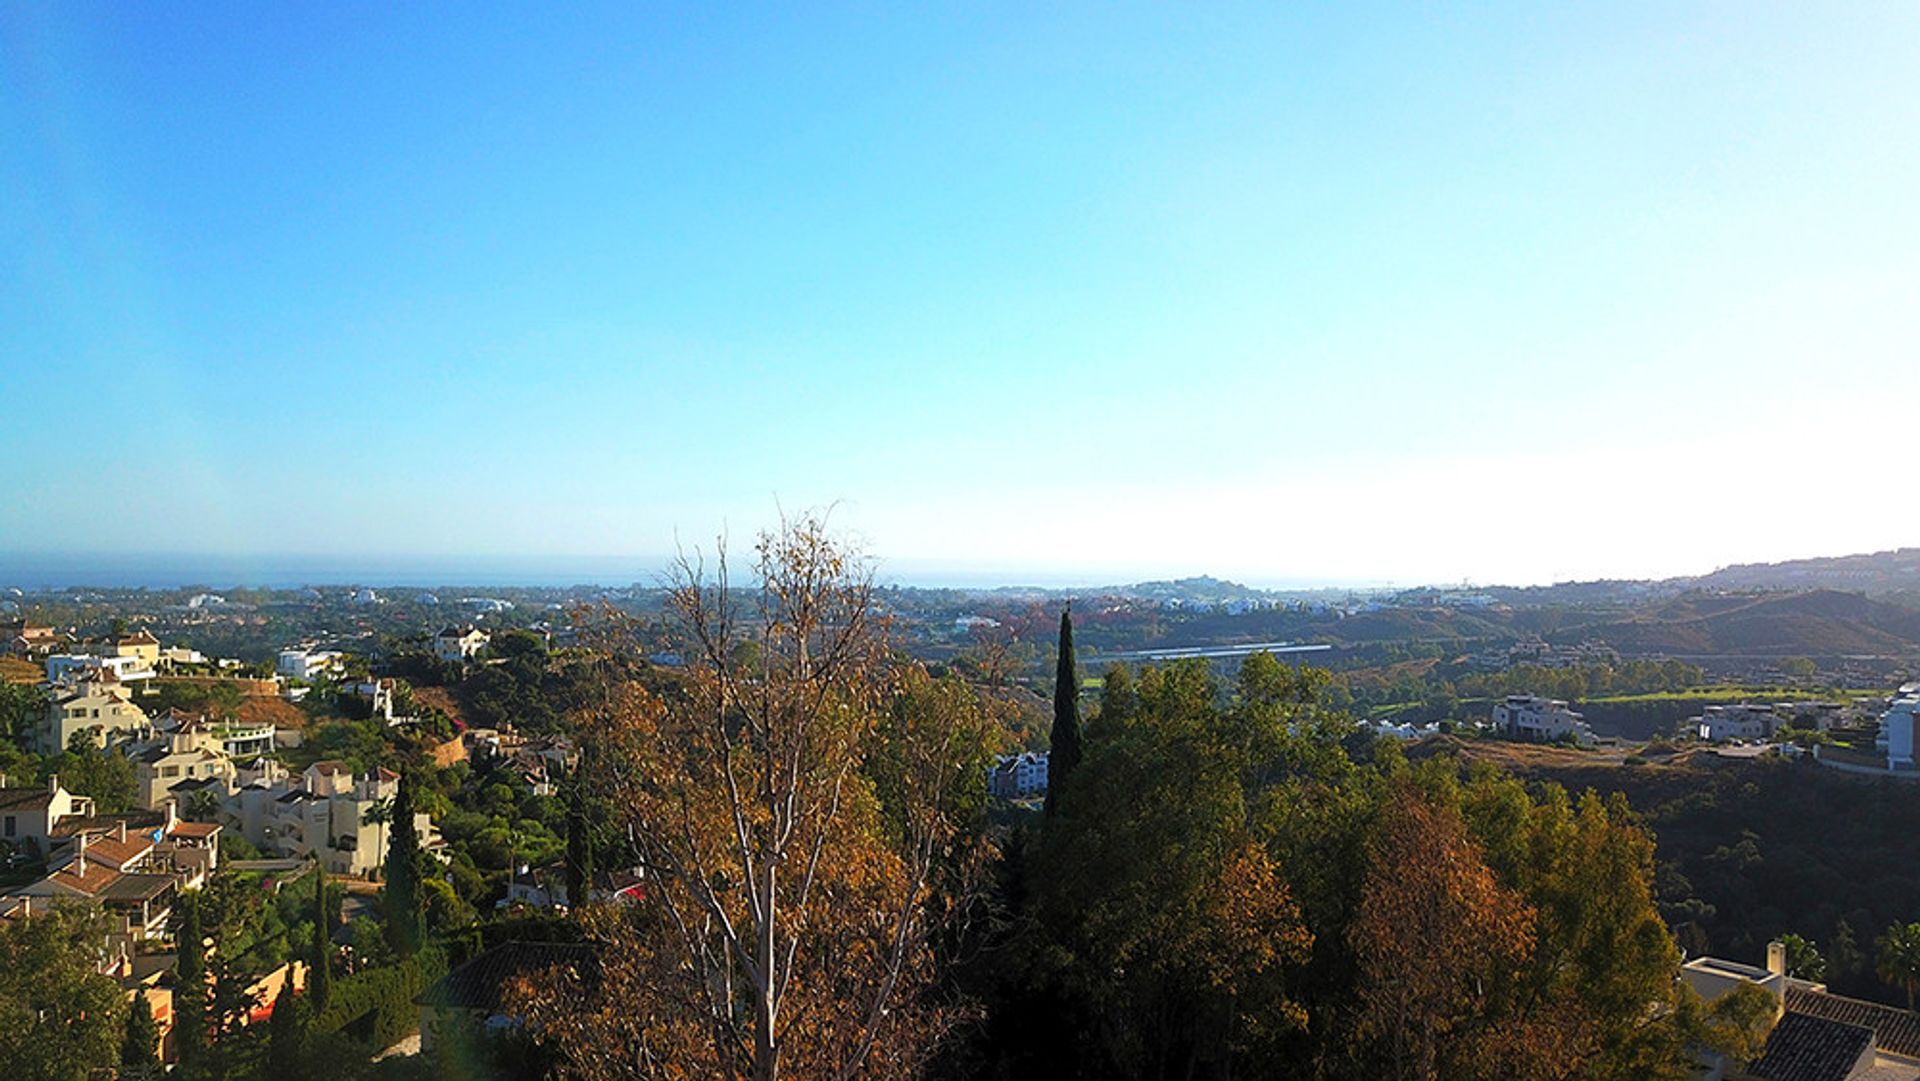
1565,590,1920,656
1690,548,1920,598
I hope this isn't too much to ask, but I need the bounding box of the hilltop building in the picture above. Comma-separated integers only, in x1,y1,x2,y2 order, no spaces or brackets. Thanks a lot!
277,648,343,682
43,672,151,751
1694,704,1781,743
1879,686,1920,772
433,626,490,664
0,774,95,858
1491,695,1594,744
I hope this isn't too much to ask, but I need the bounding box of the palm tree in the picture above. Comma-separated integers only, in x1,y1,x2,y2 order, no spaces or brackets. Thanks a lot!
362,797,393,874
184,788,221,823
1877,922,1920,1010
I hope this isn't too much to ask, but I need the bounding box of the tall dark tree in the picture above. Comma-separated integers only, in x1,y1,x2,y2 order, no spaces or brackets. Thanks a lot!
1044,606,1083,817
120,988,161,1078
310,866,332,1010
174,891,207,1070
267,979,306,1076
383,772,424,957
565,756,594,910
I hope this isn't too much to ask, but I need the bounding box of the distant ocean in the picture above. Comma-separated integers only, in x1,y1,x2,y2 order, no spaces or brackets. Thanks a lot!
0,552,676,591
0,552,1374,594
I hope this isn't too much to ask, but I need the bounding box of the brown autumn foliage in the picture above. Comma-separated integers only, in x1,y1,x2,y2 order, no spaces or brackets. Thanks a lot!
1349,784,1538,1081
511,513,993,1081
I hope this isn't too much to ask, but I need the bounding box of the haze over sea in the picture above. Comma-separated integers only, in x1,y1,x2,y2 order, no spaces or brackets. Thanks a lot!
0,552,1377,593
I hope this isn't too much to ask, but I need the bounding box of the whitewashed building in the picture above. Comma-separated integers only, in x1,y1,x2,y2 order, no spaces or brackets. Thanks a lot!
277,649,343,682
433,626,490,664
1882,686,1920,772
1694,704,1779,743
1492,694,1594,744
989,752,1049,798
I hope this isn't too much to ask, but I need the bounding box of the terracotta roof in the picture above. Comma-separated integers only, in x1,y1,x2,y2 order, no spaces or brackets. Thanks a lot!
1748,1011,1875,1081
1786,987,1920,1059
47,859,123,896
77,835,154,869
0,786,55,813
308,760,349,775
167,822,220,838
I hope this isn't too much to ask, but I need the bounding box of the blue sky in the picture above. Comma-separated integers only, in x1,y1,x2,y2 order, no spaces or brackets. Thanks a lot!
3,3,1917,587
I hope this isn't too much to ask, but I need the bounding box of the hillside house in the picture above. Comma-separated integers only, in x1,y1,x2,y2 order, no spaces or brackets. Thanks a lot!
276,648,343,682
46,651,154,686
1685,940,1920,1080
1883,686,1920,772
989,752,1049,798
433,626,490,664
1491,695,1594,744
0,774,94,859
44,673,151,751
133,727,237,811
227,760,438,877
1695,704,1780,743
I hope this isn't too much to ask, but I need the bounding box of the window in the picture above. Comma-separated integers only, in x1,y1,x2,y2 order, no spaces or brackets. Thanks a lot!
4,816,14,837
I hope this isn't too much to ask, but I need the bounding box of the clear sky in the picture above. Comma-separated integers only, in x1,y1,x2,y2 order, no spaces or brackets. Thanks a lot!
3,4,1917,588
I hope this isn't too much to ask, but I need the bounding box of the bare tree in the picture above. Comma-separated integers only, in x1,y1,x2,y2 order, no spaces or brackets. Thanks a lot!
520,512,988,1080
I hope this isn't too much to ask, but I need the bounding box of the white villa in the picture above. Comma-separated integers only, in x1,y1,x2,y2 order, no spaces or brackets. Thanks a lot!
1491,694,1594,744
989,751,1049,798
277,648,343,682
433,626,490,664
1693,703,1780,743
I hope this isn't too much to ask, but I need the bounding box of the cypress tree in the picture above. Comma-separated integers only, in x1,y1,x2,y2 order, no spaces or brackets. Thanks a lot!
1044,606,1084,818
565,757,594,911
310,865,332,1010
267,979,306,1075
383,772,423,957
174,891,207,1069
120,989,160,1077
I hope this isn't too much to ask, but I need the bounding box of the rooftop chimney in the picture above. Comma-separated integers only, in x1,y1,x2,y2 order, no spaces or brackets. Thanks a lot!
47,773,59,793
1767,940,1788,978
74,833,88,876
115,821,127,843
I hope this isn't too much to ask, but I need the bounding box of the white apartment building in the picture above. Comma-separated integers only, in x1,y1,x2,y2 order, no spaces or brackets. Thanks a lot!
133,729,236,811
43,675,152,752
227,760,437,877
1492,694,1594,744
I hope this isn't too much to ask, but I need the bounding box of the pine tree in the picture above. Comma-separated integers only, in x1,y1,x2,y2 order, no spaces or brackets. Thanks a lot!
174,891,207,1070
565,756,594,910
383,772,424,957
120,989,160,1077
1044,606,1084,818
310,865,332,1010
